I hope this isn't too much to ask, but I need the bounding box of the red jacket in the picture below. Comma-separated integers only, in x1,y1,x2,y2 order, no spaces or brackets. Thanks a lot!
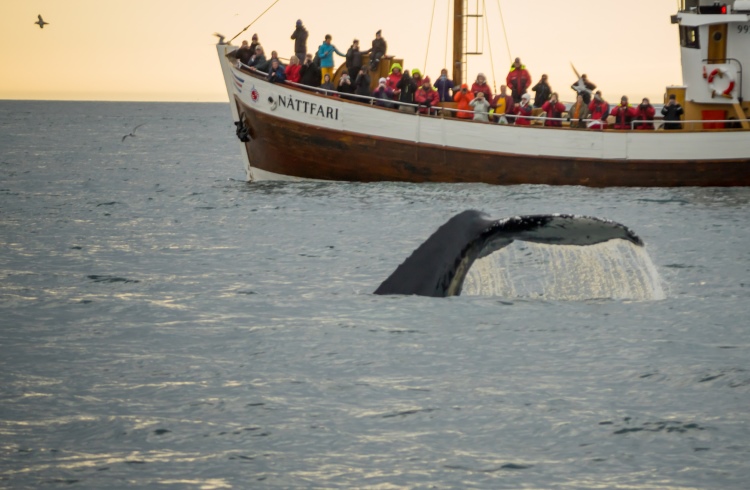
635,104,656,130
386,72,402,92
284,64,301,83
610,104,637,130
514,102,533,126
506,66,531,98
541,100,566,127
589,99,609,122
471,81,492,101
415,86,440,114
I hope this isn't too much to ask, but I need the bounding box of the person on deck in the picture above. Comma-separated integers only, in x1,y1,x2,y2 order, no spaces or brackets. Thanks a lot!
299,53,322,88
284,55,302,83
469,91,491,122
506,57,531,103
372,77,395,108
291,20,308,62
471,73,493,100
531,74,552,108
433,69,455,102
635,98,656,130
249,34,260,55
411,69,424,88
248,46,266,69
415,77,440,115
661,94,684,130
235,40,253,66
346,40,363,82
513,93,533,125
567,94,591,128
337,72,356,100
266,59,286,83
321,73,335,92
354,67,371,99
317,35,346,84
490,84,514,124
255,50,284,73
366,30,388,71
571,74,596,105
454,84,475,119
396,70,417,113
541,92,566,127
610,96,637,130
588,90,609,130
386,63,403,93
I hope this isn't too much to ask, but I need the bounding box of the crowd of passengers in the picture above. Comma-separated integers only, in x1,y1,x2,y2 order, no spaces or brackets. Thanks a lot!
232,22,685,130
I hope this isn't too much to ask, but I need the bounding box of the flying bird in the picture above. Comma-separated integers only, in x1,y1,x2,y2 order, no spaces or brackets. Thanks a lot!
121,124,145,142
213,32,226,45
35,15,49,29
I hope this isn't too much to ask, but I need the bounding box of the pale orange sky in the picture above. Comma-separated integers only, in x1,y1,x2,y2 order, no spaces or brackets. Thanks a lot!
0,0,682,102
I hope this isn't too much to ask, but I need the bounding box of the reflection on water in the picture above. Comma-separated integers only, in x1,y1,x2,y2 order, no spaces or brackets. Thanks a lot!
463,240,665,300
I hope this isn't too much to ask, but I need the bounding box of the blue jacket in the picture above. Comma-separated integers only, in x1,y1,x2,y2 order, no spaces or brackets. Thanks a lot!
317,42,345,68
433,76,455,102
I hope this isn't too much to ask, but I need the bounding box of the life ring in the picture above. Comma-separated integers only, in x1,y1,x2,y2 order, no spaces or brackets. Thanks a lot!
703,66,736,99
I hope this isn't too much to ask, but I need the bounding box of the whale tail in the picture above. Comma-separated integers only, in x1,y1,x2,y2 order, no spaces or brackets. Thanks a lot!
374,210,644,297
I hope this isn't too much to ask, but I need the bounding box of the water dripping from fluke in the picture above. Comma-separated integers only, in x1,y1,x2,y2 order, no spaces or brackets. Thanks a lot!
375,210,664,300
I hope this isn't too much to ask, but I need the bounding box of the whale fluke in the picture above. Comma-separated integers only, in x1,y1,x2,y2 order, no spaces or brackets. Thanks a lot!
374,210,643,297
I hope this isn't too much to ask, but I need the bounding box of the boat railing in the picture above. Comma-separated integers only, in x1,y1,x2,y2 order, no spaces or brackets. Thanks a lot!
630,118,749,130
235,62,749,130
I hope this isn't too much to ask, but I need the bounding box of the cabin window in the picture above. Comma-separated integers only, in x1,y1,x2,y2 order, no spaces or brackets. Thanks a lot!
680,25,700,48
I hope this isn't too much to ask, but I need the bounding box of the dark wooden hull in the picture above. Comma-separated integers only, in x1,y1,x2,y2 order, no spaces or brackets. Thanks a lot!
236,97,750,187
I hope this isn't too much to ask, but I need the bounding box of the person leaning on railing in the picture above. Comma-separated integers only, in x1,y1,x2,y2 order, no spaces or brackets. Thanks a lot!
542,92,566,127
454,84,474,120
513,93,533,126
634,98,655,130
567,94,591,129
415,77,440,115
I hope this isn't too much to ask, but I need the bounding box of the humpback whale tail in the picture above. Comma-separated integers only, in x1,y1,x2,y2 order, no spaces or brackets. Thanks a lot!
374,210,645,298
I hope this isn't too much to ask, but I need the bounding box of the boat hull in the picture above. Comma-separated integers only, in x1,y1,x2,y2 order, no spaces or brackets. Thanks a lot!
237,96,750,187
218,46,750,187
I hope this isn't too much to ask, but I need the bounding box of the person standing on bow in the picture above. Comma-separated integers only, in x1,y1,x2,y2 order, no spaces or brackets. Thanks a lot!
317,34,345,84
541,92,566,127
346,39,363,82
433,68,455,102
366,30,388,71
506,57,531,103
291,20,308,62
531,74,552,109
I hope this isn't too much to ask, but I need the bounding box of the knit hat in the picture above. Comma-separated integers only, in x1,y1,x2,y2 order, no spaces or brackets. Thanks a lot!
412,68,421,76
379,77,387,84
296,19,302,26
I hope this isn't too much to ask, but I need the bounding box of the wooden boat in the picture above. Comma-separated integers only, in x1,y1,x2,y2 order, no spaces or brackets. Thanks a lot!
216,0,750,187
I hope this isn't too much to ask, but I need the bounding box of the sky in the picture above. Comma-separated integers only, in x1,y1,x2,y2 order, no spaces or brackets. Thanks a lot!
0,0,683,103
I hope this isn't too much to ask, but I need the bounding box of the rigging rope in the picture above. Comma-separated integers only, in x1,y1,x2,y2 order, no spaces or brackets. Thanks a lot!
444,0,451,70
496,0,512,65
229,0,283,44
424,0,438,74
482,0,497,93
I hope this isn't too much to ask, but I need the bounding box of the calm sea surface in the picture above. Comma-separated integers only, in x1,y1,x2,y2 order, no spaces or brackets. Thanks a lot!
1,100,749,489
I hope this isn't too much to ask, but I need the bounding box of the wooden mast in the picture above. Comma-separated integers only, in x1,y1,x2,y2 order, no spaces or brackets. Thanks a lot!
452,0,465,85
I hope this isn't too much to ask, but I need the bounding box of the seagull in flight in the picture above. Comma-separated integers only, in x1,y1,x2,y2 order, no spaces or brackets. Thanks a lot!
35,15,49,29
121,124,145,142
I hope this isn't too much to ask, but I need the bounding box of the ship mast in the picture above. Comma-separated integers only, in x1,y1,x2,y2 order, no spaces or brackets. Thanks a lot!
452,0,465,85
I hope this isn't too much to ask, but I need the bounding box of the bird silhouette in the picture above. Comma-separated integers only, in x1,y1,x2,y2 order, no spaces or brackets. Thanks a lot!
213,32,226,45
35,15,49,29
121,124,145,142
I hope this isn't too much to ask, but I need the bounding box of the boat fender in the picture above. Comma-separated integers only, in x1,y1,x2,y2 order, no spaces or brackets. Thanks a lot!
234,119,251,142
704,66,736,99
268,96,278,111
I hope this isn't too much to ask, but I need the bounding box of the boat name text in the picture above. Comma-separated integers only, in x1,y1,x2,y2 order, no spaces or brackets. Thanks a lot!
277,95,340,120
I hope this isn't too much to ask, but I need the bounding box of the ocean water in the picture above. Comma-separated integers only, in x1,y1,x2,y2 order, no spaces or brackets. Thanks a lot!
1,100,749,489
